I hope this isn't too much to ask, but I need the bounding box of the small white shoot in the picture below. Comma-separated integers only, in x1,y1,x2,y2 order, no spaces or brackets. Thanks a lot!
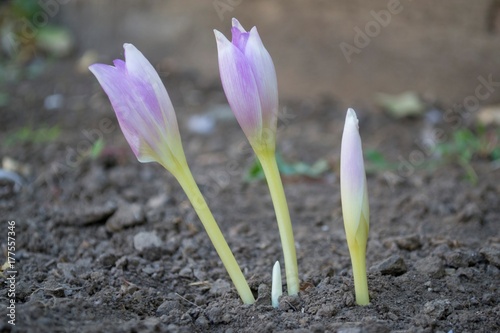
272,261,282,308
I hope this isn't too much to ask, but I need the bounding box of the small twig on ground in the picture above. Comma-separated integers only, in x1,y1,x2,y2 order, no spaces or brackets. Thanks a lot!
176,292,200,308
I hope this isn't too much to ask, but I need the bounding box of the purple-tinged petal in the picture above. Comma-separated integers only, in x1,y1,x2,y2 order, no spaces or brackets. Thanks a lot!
89,44,185,170
244,27,278,134
341,108,369,239
113,59,126,70
232,18,246,32
89,63,147,160
123,44,180,140
215,20,280,152
231,26,250,51
215,29,262,142
231,18,249,51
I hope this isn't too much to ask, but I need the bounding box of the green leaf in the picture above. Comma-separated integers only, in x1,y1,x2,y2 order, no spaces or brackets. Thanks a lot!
36,26,74,58
5,125,60,146
365,149,388,167
244,158,265,182
89,138,105,159
376,91,425,118
244,153,330,182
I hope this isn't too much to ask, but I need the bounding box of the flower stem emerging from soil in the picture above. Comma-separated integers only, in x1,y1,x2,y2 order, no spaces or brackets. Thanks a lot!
259,151,299,296
340,108,370,305
175,168,255,304
89,43,254,304
272,261,282,308
348,229,369,305
215,19,299,295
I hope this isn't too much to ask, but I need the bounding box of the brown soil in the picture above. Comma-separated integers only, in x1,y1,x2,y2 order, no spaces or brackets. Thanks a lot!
0,58,499,333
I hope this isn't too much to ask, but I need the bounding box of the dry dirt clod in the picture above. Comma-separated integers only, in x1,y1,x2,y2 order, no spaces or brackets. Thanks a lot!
106,203,145,232
156,300,181,317
52,201,117,226
278,294,302,311
392,234,422,251
209,279,232,297
316,304,337,317
372,255,408,276
422,299,452,320
255,283,270,307
443,250,480,268
480,247,500,268
97,252,118,268
133,231,162,252
414,256,445,278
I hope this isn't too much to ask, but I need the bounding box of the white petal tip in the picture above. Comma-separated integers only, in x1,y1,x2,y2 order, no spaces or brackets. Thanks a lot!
213,30,226,42
232,18,245,31
347,108,357,118
346,108,359,128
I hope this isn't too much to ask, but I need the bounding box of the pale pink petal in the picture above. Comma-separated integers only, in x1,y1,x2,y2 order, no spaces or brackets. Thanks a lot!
89,63,147,160
232,18,246,33
215,29,262,142
244,27,278,133
123,44,179,137
341,108,367,238
89,44,184,166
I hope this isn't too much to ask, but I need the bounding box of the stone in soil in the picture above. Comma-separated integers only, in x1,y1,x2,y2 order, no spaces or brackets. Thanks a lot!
480,247,500,268
106,203,145,232
392,234,422,251
443,249,480,268
53,201,117,226
414,256,445,278
133,231,163,251
372,255,408,276
422,299,452,320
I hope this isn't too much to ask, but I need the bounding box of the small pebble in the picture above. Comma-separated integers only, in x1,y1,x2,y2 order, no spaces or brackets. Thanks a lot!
178,267,192,278
317,304,336,317
393,234,422,251
254,283,270,306
422,299,451,319
279,294,302,311
106,203,145,232
372,255,407,276
133,231,162,252
444,250,479,268
44,94,64,110
187,115,216,134
209,279,232,297
146,193,170,210
480,247,500,268
97,252,118,267
0,169,24,192
415,256,445,278
156,300,179,317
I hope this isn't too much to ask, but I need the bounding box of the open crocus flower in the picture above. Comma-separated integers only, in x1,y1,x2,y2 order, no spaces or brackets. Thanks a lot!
215,19,299,296
214,18,278,153
340,108,370,305
89,43,255,304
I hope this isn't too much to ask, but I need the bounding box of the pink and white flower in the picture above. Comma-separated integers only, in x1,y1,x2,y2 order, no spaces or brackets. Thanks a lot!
89,43,187,172
214,18,278,152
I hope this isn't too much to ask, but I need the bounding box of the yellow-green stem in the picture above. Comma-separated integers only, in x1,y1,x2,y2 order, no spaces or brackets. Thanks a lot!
174,168,255,304
348,243,369,305
258,152,299,295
